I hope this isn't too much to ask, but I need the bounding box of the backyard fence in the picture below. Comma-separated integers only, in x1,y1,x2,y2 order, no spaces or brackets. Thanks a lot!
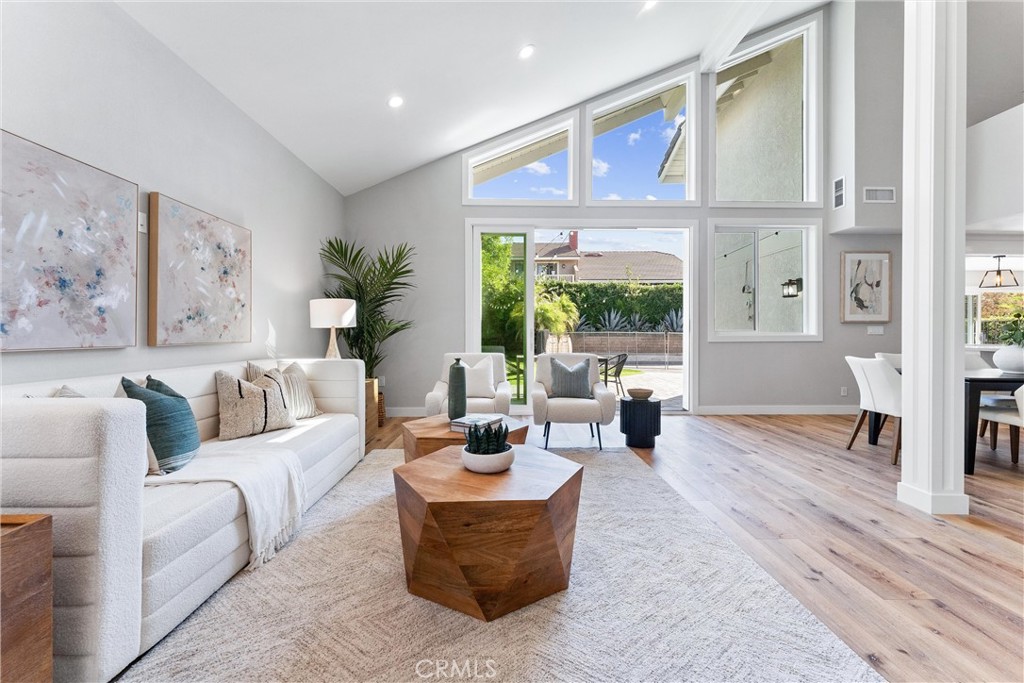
565,332,684,366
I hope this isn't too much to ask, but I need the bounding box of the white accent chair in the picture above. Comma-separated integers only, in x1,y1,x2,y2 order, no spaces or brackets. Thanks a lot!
874,352,901,370
532,353,616,449
978,386,1022,464
846,356,903,464
425,352,512,416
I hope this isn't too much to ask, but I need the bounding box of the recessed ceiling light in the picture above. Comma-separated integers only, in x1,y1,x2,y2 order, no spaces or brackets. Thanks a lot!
518,44,535,60
387,95,404,108
641,1,658,12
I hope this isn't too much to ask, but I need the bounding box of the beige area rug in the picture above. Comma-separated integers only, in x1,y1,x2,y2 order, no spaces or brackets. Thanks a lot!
120,449,883,683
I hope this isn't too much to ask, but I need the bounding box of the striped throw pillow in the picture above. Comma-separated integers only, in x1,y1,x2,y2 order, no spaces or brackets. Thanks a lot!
216,369,296,441
120,377,200,474
550,358,592,398
246,362,322,419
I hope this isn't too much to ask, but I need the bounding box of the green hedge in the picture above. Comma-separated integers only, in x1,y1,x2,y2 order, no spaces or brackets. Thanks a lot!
539,280,683,329
981,317,1020,344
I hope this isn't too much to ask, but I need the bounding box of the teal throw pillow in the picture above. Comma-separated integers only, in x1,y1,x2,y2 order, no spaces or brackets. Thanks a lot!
550,358,592,399
121,377,200,474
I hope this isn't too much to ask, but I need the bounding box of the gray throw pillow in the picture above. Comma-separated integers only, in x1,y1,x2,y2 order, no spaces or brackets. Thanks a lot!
550,358,592,398
120,376,201,474
216,369,296,440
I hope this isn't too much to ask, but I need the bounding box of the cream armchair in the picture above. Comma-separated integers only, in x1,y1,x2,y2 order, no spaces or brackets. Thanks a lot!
425,352,512,416
532,353,616,449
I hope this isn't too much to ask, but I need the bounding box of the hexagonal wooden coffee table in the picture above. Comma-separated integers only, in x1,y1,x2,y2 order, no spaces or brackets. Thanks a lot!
400,414,530,463
393,444,583,621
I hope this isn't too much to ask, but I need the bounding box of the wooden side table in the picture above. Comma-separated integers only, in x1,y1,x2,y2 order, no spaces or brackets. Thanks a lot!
619,397,662,448
1,514,53,683
400,414,530,462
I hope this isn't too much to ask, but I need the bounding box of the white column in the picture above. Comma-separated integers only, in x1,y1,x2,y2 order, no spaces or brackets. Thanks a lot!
897,0,970,514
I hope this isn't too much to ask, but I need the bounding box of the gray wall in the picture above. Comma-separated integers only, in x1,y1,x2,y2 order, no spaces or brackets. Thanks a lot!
345,54,904,413
1,3,346,384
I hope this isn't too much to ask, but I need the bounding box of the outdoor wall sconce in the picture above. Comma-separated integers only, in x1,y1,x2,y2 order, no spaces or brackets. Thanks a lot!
782,278,803,298
978,255,1019,289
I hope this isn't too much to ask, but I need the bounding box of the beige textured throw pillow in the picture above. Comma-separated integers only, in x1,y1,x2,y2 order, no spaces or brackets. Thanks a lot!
246,361,322,419
216,369,296,440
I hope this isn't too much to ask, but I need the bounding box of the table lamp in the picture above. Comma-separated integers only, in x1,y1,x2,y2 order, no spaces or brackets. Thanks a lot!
309,298,357,359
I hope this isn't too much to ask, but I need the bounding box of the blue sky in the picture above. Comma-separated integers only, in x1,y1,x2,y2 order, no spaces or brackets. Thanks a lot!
537,229,687,260
473,109,686,201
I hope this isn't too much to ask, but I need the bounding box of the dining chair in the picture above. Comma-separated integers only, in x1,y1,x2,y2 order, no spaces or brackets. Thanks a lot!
606,353,628,396
846,356,903,464
978,386,1022,464
874,352,901,370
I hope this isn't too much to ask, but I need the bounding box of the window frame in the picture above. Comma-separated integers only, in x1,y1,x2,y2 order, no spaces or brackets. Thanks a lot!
462,111,579,207
583,60,701,207
708,10,824,209
707,217,823,342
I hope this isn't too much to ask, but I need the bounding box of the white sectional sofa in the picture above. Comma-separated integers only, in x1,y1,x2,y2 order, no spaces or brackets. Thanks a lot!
0,358,365,683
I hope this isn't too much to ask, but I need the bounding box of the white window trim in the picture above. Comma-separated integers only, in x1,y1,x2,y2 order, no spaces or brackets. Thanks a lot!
462,111,580,207
583,60,701,207
707,217,823,342
708,10,824,209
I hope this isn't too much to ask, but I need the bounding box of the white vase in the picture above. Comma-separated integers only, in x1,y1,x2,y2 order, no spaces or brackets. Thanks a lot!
461,445,515,474
992,345,1024,374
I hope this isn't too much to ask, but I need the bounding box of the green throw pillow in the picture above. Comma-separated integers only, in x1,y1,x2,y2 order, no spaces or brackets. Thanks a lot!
550,358,592,398
120,377,200,474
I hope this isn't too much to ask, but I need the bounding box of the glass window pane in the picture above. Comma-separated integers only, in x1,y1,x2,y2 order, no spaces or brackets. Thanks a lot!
480,234,527,404
716,34,805,202
472,131,569,200
592,83,687,201
714,232,755,331
756,229,804,333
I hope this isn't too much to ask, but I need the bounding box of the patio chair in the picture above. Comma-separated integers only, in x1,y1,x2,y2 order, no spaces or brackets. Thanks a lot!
606,353,628,396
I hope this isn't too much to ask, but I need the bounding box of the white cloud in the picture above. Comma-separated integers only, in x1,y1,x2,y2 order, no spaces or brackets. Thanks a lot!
645,194,657,200
627,129,642,146
661,115,686,143
592,158,611,177
525,161,552,175
531,186,567,196
602,193,622,201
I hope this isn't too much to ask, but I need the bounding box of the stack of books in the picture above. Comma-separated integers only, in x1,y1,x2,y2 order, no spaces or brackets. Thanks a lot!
449,413,504,434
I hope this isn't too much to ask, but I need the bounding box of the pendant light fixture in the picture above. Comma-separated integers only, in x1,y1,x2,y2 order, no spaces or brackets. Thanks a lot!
978,255,1020,289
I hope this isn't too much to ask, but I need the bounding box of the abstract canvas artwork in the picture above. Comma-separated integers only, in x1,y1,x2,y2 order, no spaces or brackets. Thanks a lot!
840,251,891,323
1,131,138,351
149,193,251,346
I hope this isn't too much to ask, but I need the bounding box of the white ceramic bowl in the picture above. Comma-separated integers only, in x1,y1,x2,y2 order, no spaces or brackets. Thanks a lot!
462,446,515,474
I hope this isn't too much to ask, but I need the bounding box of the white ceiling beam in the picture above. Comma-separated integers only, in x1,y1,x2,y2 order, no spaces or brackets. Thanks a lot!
699,1,773,73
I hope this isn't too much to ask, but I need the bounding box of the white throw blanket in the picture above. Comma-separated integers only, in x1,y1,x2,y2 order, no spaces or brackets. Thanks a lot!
145,448,306,570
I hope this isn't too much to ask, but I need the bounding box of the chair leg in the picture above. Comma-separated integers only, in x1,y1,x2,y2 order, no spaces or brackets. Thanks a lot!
990,422,998,450
891,417,902,465
1010,426,1020,464
979,419,989,437
544,422,551,449
878,414,888,432
589,423,594,437
846,410,868,450
596,424,603,450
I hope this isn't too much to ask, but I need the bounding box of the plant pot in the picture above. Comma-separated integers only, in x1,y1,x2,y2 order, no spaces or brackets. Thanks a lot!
461,445,515,474
992,345,1024,374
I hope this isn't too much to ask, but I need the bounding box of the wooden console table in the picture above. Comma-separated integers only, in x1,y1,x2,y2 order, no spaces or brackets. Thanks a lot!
1,514,53,683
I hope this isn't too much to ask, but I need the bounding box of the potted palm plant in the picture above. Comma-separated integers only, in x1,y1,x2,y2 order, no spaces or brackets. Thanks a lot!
993,312,1024,373
320,238,416,435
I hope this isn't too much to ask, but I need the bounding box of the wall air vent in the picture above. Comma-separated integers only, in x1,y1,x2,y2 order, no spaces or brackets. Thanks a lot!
863,186,897,203
832,177,845,210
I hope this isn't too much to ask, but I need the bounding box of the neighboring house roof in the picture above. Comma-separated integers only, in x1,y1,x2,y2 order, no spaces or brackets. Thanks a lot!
576,251,683,283
535,241,580,260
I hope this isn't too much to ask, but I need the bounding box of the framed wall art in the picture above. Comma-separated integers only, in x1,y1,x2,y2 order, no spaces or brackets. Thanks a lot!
148,193,252,346
840,251,891,323
1,130,139,351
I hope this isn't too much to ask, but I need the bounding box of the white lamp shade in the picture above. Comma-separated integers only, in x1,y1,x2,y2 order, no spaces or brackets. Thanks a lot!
309,298,357,328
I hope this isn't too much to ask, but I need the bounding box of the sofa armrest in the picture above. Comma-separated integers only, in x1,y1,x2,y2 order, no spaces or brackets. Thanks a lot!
425,381,447,416
494,381,512,415
530,383,550,425
1,398,147,683
284,358,366,458
593,382,617,425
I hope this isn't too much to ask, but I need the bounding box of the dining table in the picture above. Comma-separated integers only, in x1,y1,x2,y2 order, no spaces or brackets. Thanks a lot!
964,368,1023,474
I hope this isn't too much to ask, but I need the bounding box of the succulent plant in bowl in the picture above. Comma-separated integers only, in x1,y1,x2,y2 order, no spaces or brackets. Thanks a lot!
462,423,514,473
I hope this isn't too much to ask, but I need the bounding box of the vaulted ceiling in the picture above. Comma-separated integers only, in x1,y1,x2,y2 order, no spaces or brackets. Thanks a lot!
119,1,827,196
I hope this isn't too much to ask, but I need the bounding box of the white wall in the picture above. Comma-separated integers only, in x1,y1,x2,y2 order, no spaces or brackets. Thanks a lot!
966,104,1024,230
1,3,346,384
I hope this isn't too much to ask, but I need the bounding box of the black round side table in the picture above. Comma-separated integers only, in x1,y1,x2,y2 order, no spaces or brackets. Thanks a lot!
619,397,661,448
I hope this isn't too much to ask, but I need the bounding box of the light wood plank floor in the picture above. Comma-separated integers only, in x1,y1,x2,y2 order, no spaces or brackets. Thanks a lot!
371,414,1024,683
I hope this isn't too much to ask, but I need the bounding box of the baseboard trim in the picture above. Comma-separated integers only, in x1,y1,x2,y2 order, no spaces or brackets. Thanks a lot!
697,405,859,415
896,482,971,515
